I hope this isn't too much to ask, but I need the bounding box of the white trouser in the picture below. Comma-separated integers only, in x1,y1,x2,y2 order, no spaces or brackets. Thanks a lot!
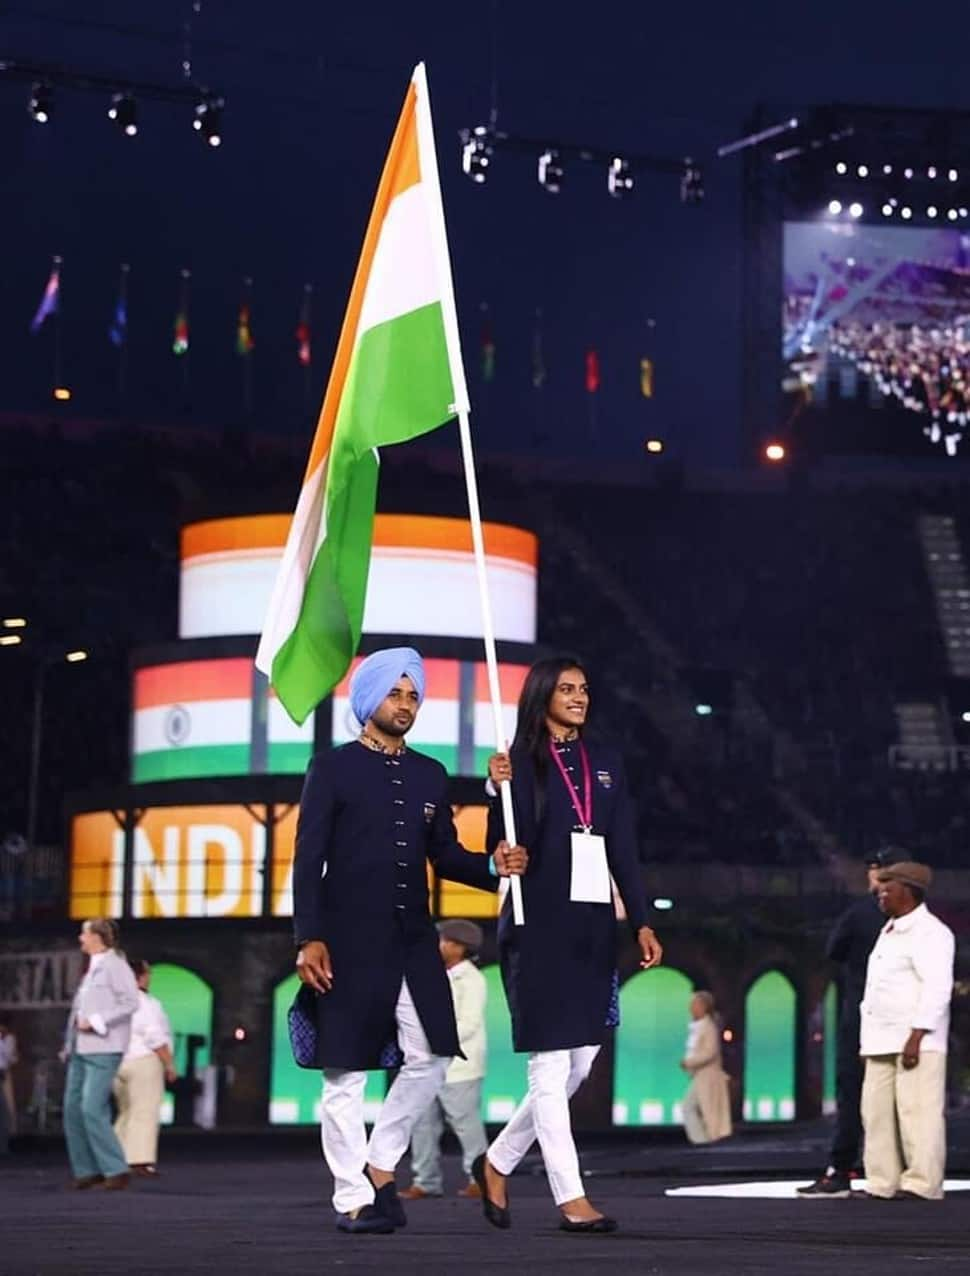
862,1052,947,1200
488,1044,600,1206
320,978,449,1214
112,1053,165,1165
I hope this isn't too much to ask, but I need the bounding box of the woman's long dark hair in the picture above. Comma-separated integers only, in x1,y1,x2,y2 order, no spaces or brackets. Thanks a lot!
510,654,590,825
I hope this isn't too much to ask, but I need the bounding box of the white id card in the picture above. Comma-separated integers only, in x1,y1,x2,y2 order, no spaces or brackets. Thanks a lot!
569,832,611,904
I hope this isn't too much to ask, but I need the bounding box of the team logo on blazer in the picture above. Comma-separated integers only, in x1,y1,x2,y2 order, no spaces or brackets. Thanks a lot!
423,802,436,824
596,770,613,789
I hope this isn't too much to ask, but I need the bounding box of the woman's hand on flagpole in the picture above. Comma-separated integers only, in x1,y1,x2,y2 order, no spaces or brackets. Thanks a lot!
487,752,512,785
492,839,528,876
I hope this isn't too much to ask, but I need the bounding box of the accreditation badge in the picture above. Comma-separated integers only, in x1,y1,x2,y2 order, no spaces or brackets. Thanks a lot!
569,831,611,904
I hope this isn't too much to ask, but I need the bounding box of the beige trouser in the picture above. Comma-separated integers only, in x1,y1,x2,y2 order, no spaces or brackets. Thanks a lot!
861,1052,947,1199
113,1054,165,1166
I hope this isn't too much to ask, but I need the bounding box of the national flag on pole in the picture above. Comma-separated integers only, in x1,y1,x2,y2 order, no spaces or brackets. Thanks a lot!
256,62,470,724
237,300,255,356
640,356,654,398
30,259,61,333
296,285,312,366
480,303,495,382
585,348,600,393
173,268,190,355
109,265,129,348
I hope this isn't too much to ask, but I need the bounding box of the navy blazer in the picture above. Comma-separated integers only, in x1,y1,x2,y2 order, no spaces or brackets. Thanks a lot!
293,742,497,1069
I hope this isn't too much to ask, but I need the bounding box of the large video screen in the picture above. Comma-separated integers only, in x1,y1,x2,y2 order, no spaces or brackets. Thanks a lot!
783,221,970,455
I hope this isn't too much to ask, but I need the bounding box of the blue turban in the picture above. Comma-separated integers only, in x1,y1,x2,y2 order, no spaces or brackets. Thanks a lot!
349,647,426,725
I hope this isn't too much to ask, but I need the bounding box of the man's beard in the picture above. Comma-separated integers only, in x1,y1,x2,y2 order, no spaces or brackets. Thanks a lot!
372,709,413,738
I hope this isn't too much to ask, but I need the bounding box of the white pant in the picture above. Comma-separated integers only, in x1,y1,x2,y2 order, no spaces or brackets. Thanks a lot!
488,1044,600,1205
861,1052,947,1200
320,979,449,1214
113,1054,165,1166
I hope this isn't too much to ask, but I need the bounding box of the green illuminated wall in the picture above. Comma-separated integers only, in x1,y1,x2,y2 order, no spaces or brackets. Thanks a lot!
822,982,837,1114
480,964,527,1122
743,971,796,1121
150,963,214,1125
613,967,694,1126
268,973,386,1124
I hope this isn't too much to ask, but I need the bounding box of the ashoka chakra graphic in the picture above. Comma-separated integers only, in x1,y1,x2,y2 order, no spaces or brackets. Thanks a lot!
164,704,192,746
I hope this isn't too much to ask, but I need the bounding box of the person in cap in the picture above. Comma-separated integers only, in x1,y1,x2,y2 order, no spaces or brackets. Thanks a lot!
400,919,489,1201
293,647,527,1234
859,860,954,1200
475,656,662,1235
799,846,907,1198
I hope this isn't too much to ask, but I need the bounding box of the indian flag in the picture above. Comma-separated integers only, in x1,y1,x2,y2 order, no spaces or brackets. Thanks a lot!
256,63,469,724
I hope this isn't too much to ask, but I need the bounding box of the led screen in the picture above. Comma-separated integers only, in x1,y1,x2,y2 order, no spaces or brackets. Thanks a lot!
783,221,970,455
743,971,796,1122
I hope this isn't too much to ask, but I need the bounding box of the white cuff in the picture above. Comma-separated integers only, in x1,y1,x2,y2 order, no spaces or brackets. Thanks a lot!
89,1013,108,1036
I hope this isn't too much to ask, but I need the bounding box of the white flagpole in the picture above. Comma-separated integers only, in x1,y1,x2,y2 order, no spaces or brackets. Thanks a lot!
456,410,525,926
413,61,524,925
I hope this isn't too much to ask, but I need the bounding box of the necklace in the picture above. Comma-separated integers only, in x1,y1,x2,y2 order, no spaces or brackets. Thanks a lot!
549,728,579,745
359,730,407,756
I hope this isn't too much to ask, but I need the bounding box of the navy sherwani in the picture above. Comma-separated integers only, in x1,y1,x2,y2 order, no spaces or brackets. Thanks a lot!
487,739,649,1053
293,742,497,1069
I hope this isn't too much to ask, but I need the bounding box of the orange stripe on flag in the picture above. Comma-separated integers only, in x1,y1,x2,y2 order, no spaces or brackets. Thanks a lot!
374,515,537,567
134,659,253,710
181,515,292,561
305,82,422,478
474,662,529,703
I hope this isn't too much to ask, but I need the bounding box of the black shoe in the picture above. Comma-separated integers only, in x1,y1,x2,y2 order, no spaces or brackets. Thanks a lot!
559,1215,619,1234
893,1189,933,1201
797,1172,852,1199
471,1153,511,1230
336,1204,395,1234
364,1167,407,1229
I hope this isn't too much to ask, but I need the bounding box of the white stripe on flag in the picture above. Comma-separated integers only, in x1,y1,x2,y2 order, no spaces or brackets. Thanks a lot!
268,698,315,744
133,700,251,754
356,184,440,336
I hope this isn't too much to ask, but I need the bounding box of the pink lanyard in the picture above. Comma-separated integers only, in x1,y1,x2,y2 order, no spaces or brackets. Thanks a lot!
548,739,593,831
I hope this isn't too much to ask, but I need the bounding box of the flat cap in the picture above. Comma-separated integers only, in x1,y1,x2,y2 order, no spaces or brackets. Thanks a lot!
437,919,483,952
876,860,933,891
866,845,908,870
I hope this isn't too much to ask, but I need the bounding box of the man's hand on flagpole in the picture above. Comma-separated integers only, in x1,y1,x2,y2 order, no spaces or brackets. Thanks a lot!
492,839,528,877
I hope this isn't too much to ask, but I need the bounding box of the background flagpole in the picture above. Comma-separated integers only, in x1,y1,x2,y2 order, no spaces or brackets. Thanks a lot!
456,407,525,926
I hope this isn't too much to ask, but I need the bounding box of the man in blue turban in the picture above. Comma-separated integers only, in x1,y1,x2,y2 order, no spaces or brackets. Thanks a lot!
293,645,527,1235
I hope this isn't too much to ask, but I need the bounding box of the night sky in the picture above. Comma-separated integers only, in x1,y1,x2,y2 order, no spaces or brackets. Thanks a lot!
2,0,969,467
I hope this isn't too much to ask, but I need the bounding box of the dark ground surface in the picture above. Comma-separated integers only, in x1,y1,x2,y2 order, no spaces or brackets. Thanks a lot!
2,1119,970,1275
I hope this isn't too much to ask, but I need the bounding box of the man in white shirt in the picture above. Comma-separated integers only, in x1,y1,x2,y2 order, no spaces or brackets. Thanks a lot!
401,920,488,1200
860,861,955,1200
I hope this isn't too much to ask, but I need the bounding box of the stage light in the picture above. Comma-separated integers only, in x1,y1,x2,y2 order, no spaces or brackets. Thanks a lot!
827,199,842,215
537,148,563,194
901,206,913,219
928,165,938,179
0,635,22,648
764,442,786,462
722,1029,734,1043
108,92,138,137
607,156,634,199
193,95,223,147
53,387,71,401
881,203,893,216
904,167,914,179
233,1026,247,1041
645,439,664,454
949,168,959,182
883,164,893,175
961,711,970,723
848,201,863,218
461,126,492,183
28,82,51,124
680,157,704,204
928,205,938,218
857,164,868,177
948,208,959,221
694,703,713,716
65,650,88,663
961,207,968,218
2,618,27,629
652,897,674,910
835,161,847,174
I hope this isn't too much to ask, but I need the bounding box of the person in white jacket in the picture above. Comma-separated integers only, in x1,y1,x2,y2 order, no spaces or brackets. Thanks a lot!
113,959,177,1177
401,920,488,1199
860,861,955,1201
62,919,139,1190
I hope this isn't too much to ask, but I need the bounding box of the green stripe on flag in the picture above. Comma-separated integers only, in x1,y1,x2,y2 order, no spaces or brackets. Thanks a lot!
272,301,456,725
266,742,314,773
132,745,250,782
